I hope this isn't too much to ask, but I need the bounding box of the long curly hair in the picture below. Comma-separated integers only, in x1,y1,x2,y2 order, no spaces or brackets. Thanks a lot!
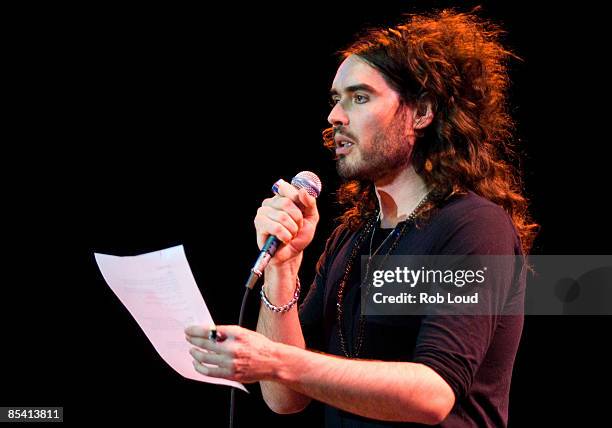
323,9,539,254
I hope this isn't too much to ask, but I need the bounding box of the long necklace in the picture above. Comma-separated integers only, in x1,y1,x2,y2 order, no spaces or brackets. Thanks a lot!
336,192,430,358
363,211,395,282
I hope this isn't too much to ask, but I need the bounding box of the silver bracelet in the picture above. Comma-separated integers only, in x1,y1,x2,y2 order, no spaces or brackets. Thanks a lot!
260,277,301,313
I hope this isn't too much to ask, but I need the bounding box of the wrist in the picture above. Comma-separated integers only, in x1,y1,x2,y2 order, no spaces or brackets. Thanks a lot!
261,277,300,313
262,255,302,309
265,254,302,279
271,342,300,383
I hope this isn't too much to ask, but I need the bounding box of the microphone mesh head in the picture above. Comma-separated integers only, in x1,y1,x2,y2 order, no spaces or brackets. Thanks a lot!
291,171,322,198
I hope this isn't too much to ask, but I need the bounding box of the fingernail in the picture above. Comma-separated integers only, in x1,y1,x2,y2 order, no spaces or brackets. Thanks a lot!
271,179,282,195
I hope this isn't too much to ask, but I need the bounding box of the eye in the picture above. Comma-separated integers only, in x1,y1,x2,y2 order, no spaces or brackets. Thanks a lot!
354,94,368,104
329,96,341,107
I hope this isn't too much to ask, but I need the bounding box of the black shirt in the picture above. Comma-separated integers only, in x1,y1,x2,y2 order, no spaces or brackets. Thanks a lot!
299,191,526,427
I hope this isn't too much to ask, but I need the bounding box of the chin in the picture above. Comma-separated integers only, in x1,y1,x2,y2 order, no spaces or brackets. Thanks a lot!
337,159,358,179
337,161,369,181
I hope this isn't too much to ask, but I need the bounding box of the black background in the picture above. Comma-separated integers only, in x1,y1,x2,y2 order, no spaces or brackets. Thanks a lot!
3,1,611,426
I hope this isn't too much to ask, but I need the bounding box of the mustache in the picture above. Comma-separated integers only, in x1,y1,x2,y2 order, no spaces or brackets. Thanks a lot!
333,127,358,142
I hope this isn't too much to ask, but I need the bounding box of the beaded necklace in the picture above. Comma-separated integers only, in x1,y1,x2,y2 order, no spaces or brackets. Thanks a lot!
336,193,430,358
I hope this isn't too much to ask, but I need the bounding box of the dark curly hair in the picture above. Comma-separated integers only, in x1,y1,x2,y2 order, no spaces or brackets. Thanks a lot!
323,8,539,254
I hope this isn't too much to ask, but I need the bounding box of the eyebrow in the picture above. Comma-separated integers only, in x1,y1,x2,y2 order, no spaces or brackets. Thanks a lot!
329,83,379,97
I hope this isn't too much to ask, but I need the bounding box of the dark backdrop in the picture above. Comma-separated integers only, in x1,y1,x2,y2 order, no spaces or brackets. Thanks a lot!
3,1,611,426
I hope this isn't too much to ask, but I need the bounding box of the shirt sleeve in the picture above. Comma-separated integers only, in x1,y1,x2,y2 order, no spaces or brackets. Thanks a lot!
412,204,523,401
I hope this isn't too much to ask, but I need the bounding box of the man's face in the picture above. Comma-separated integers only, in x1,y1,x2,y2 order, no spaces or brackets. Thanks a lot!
328,55,415,182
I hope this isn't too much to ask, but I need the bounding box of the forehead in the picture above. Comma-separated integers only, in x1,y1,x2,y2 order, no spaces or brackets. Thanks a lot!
331,55,393,93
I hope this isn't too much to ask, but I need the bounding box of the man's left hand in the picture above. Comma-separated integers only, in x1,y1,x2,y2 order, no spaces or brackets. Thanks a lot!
185,325,281,384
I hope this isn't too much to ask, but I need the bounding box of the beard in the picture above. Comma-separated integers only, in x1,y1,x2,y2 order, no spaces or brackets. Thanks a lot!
336,109,413,182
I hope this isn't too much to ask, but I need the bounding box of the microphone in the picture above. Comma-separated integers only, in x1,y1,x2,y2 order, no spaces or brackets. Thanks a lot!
246,171,322,289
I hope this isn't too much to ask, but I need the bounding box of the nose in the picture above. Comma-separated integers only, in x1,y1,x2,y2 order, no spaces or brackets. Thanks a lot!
327,102,349,127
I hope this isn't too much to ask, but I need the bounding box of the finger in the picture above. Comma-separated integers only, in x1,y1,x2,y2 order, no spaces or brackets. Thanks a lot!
186,335,216,350
261,198,304,226
274,179,300,202
216,325,246,338
256,229,266,250
253,216,293,244
190,348,228,367
185,324,212,338
186,335,231,353
258,206,299,237
192,360,234,379
297,188,319,219
261,196,278,208
186,324,239,341
185,325,229,350
185,324,225,339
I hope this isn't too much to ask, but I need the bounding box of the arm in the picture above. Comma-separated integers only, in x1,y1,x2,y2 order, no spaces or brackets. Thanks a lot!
256,261,312,414
274,344,455,425
251,178,320,413
186,325,455,425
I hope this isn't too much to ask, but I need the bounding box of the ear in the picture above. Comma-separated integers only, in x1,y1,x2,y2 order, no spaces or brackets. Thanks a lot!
412,99,434,130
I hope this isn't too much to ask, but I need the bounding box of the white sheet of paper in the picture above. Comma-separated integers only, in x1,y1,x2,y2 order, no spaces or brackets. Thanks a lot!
94,245,247,392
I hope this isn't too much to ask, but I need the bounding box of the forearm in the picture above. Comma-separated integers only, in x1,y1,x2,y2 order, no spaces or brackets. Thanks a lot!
256,259,311,413
274,344,454,425
256,260,305,347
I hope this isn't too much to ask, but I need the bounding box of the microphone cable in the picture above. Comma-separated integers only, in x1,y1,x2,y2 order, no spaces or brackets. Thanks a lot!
229,271,257,428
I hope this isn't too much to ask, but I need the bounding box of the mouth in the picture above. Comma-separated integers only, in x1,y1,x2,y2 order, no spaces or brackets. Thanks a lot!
335,138,355,156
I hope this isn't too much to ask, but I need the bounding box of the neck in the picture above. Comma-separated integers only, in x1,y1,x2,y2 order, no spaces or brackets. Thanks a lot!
374,165,429,228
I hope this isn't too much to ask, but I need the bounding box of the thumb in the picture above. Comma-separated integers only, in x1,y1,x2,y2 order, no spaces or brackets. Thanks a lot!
298,188,318,218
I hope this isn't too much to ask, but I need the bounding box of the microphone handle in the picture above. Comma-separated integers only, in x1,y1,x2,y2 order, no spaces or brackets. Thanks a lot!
246,235,280,289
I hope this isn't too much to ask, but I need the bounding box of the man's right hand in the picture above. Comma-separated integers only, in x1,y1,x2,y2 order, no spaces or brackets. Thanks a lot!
254,178,319,266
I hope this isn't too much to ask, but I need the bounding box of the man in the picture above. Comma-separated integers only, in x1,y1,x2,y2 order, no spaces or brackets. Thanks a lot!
186,10,537,427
